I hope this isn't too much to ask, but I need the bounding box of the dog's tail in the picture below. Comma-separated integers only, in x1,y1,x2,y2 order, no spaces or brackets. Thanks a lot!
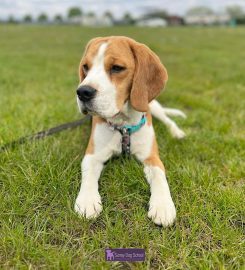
149,100,186,139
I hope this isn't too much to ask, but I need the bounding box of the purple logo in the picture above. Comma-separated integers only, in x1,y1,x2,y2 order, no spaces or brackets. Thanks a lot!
105,248,145,262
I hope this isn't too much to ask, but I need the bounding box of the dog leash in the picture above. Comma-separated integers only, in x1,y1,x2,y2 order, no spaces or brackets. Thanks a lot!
108,115,147,155
1,114,146,154
0,115,91,152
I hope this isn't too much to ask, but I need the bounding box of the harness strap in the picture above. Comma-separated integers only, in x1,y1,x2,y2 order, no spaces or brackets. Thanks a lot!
108,115,147,155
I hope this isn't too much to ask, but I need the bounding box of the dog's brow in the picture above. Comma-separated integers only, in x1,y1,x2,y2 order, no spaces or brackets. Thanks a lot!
92,43,108,66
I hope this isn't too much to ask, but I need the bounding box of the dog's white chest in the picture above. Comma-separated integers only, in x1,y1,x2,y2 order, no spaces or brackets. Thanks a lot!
93,122,154,161
93,123,122,155
130,124,154,161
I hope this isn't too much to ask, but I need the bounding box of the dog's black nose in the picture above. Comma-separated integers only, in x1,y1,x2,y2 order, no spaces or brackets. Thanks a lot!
76,85,97,102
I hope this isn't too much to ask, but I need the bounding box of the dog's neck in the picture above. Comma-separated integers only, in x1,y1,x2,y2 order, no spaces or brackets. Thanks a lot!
106,102,144,126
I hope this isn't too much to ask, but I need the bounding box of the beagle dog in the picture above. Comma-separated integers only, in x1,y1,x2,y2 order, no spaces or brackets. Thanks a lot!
75,36,186,226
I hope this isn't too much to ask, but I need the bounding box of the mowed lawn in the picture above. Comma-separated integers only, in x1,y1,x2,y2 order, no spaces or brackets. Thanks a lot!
0,25,244,269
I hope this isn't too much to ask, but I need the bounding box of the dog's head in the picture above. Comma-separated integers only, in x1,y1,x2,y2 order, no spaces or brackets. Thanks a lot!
76,36,168,118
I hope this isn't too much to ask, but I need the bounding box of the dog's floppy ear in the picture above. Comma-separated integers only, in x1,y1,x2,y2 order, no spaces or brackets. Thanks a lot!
129,40,168,112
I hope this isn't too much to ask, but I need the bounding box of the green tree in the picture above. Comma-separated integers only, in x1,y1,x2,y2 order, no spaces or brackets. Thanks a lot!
54,14,63,23
123,12,135,25
68,7,82,18
87,11,95,18
8,15,16,24
143,9,168,20
37,13,48,23
104,11,114,21
23,14,32,23
186,6,214,16
226,5,244,19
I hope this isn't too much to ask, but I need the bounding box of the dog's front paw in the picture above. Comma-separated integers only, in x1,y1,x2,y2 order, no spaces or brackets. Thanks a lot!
74,192,102,219
148,196,176,227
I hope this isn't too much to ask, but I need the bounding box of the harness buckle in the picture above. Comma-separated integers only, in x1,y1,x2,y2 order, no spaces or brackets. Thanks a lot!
121,128,130,156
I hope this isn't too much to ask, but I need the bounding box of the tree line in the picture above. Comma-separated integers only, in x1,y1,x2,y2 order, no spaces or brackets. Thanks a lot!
2,5,245,25
4,7,134,24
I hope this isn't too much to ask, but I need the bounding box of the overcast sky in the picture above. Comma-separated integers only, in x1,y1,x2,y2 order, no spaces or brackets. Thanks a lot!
0,0,245,19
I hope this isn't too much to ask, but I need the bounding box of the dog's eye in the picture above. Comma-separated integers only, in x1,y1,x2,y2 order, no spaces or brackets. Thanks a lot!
83,64,89,73
110,65,125,74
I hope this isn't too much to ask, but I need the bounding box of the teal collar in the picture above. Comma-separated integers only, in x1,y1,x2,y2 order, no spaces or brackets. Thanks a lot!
108,115,147,155
108,114,147,135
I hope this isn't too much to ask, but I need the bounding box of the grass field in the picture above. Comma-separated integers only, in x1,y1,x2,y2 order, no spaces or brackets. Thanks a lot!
0,25,244,269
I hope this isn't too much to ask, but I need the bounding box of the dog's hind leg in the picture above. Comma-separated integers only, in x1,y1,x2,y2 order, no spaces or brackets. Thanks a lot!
149,100,186,139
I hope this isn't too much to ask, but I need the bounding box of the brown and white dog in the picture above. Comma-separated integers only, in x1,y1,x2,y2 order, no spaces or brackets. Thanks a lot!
75,36,186,226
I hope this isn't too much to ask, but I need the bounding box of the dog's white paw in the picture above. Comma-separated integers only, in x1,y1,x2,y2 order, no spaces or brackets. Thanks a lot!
74,192,102,219
148,196,176,227
170,126,186,139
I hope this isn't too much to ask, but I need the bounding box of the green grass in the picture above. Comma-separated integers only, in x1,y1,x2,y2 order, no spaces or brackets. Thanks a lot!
0,25,244,269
